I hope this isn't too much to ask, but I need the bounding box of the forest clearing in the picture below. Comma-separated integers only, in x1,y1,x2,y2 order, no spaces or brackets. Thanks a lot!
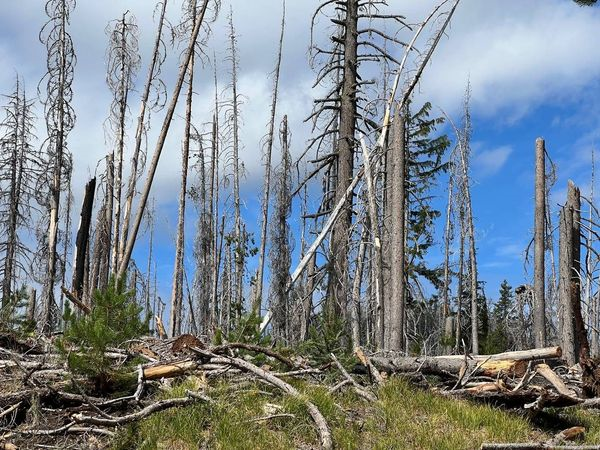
2,0,600,449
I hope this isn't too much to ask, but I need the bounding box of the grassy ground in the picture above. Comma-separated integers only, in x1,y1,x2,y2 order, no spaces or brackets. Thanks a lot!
110,376,600,450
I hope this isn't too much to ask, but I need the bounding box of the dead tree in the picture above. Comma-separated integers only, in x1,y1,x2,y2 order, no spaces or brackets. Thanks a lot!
559,181,589,365
253,0,286,317
387,110,407,351
269,116,293,341
117,0,211,280
120,0,169,264
71,177,96,299
0,80,39,307
170,0,199,338
105,11,140,275
454,85,479,354
534,137,546,347
226,8,245,320
38,0,76,333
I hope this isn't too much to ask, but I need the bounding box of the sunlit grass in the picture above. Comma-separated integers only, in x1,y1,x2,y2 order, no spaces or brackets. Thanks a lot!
111,377,600,450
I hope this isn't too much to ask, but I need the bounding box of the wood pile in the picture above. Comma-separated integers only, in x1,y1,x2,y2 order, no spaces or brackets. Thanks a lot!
1,333,600,449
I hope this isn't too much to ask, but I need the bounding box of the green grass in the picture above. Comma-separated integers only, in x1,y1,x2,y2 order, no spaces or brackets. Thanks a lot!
111,377,600,450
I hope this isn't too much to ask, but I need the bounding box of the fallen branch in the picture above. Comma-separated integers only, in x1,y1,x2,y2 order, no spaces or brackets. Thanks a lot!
197,349,332,450
331,353,377,402
72,391,211,427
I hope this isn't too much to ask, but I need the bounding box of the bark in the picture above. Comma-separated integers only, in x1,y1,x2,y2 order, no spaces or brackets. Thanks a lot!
387,111,406,351
559,181,589,365
328,0,358,320
71,177,96,299
371,346,562,377
569,182,589,361
534,137,546,347
117,0,210,279
170,41,196,338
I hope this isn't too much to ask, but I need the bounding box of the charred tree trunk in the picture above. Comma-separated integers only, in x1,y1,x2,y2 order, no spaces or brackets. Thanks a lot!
71,177,96,299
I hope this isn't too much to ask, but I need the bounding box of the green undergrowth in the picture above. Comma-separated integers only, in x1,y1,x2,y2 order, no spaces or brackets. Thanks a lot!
111,377,600,450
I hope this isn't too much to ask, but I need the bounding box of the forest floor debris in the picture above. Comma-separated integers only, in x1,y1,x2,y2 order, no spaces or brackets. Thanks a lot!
2,333,600,449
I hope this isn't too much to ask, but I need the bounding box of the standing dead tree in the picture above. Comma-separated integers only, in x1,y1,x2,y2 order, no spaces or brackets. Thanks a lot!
253,0,286,318
170,0,200,338
0,80,39,308
534,138,547,347
119,0,169,264
559,181,589,365
117,0,211,280
37,0,76,333
269,116,293,342
105,11,140,276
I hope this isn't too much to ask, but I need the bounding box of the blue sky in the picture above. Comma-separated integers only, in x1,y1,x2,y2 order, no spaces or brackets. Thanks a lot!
1,0,599,307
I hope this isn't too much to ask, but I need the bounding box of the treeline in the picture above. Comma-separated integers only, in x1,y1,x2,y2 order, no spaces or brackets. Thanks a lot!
0,0,598,362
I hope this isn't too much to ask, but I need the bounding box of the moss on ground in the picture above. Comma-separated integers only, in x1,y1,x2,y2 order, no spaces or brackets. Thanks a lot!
110,377,600,450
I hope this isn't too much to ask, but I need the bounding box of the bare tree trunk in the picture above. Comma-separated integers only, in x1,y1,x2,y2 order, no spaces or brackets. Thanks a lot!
455,207,465,354
559,181,589,365
441,173,455,349
26,288,37,323
387,111,406,351
350,227,367,347
589,151,599,356
110,14,131,275
170,47,196,338
71,177,96,299
117,0,210,280
534,137,546,347
328,0,358,322
228,10,244,317
120,0,168,262
254,1,286,316
569,182,589,361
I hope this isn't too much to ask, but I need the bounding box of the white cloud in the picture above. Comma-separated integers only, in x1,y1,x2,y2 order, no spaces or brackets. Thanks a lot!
473,145,513,176
417,0,600,118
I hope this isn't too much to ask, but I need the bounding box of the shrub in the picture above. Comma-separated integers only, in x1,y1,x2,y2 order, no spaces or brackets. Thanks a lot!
59,277,148,392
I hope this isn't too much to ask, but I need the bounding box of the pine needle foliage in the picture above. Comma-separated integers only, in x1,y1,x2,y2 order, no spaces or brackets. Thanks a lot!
59,278,147,389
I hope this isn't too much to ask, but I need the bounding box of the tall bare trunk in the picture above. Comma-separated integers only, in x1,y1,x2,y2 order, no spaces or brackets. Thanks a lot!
170,46,196,338
328,0,358,321
120,0,169,262
387,111,406,351
534,137,546,347
117,0,210,280
254,1,286,317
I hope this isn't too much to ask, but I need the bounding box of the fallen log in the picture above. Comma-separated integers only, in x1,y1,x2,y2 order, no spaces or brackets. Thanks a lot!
371,347,562,378
142,360,198,380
